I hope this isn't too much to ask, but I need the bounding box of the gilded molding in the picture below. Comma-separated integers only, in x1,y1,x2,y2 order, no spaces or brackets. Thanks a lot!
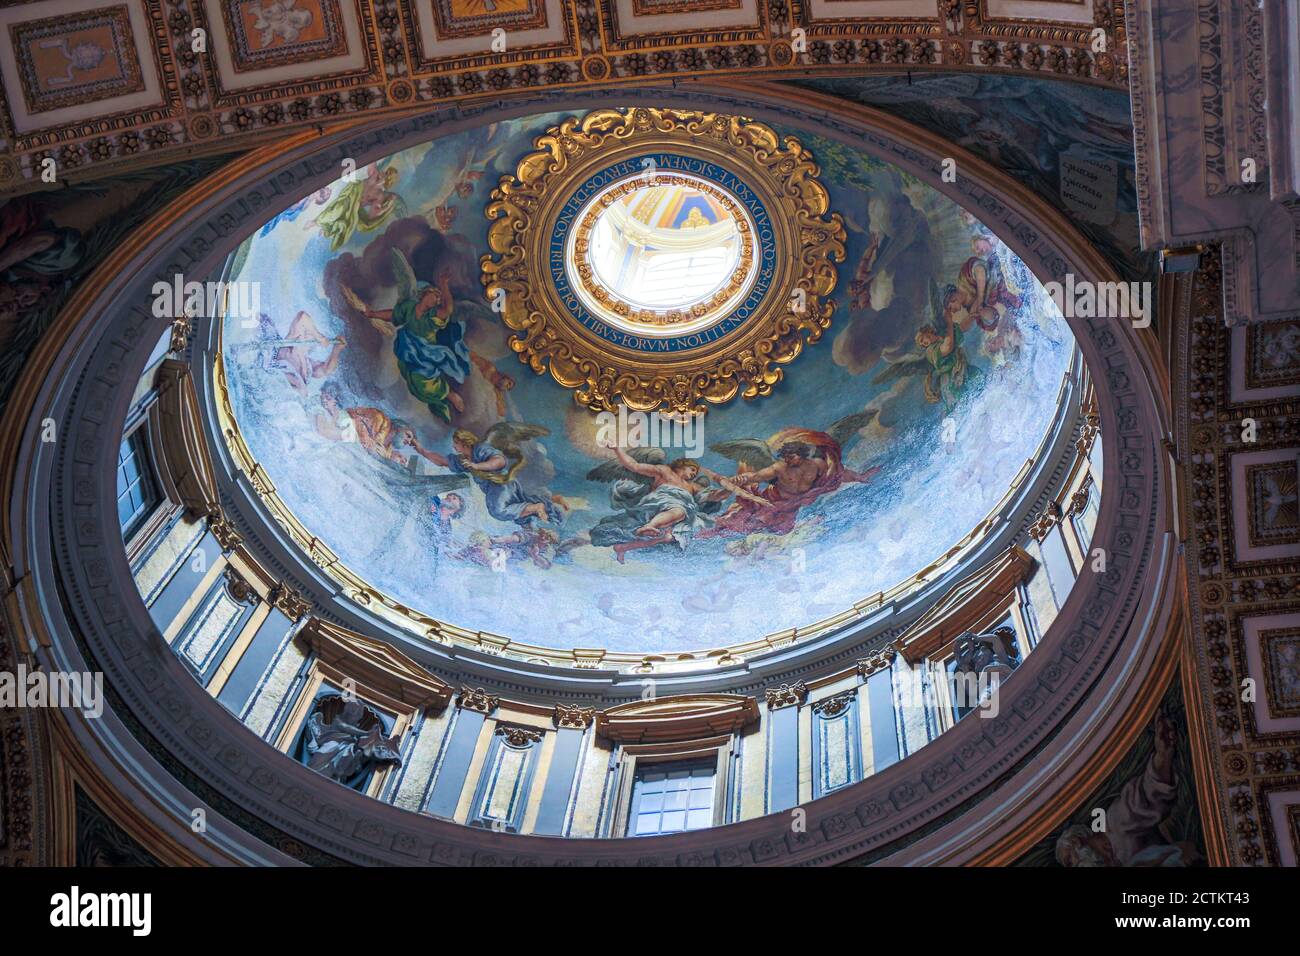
1173,247,1300,866
269,582,312,622
206,509,244,552
481,106,846,414
0,8,1129,197
1076,393,1100,457
1027,501,1064,543
1067,475,1094,517
856,642,898,679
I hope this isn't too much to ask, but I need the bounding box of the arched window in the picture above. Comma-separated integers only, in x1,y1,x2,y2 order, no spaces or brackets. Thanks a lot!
115,431,159,540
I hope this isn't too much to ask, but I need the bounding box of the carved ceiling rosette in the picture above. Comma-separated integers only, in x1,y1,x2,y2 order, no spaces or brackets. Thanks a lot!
480,107,847,415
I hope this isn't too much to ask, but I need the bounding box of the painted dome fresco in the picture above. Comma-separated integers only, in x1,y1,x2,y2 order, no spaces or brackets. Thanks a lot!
219,108,1075,654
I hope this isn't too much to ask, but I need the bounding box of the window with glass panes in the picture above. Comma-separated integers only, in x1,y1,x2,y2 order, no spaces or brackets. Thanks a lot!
116,433,158,537
628,759,716,836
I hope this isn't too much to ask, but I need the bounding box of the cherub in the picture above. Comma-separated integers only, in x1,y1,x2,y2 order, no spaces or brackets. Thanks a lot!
418,134,503,233
953,231,1022,333
456,527,578,570
315,160,403,250
585,441,730,562
874,279,977,409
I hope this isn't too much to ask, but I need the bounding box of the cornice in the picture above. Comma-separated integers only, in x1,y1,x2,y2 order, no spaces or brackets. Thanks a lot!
896,546,1035,664
595,694,760,743
299,618,454,712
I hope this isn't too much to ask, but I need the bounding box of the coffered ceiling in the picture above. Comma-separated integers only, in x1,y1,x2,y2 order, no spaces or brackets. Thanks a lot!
0,0,1126,194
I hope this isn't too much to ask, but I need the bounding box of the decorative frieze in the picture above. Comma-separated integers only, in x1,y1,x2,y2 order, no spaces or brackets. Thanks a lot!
496,725,543,748
1067,475,1094,516
811,691,856,720
1076,398,1101,457
857,643,899,679
222,566,257,605
207,508,243,552
0,3,1128,193
1027,501,1064,542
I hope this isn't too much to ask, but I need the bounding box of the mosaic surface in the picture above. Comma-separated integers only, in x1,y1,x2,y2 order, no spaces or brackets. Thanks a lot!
221,109,1074,652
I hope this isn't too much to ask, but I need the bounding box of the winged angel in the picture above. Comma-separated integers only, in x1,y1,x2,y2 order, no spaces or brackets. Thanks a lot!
703,411,881,538
873,278,978,410
314,156,405,251
585,441,733,563
440,423,565,528
342,248,471,423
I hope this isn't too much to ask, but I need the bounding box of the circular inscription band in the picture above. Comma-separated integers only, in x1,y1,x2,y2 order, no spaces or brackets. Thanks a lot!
557,161,773,349
482,107,846,414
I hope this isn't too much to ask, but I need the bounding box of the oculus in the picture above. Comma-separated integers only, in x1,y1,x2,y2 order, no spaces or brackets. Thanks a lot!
574,173,756,333
482,107,847,414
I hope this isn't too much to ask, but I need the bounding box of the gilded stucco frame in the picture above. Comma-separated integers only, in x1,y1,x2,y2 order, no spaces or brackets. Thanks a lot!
481,106,847,414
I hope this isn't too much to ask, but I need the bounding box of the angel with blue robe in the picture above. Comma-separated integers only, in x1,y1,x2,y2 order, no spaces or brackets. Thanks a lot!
343,248,471,422
585,441,730,563
439,424,564,527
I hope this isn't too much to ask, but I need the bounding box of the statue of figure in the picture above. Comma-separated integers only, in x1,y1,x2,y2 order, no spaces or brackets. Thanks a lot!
950,625,1020,709
952,626,1018,678
300,694,402,789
